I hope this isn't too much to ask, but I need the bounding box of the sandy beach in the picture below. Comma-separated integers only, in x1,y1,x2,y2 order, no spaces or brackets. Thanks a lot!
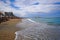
0,18,60,40
0,19,22,40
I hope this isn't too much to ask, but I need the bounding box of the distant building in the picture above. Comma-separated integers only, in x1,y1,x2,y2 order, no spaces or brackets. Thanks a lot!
5,12,14,19
0,11,20,23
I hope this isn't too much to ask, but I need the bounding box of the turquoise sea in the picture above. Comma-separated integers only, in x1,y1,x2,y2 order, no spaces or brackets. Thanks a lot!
31,17,60,25
15,17,60,40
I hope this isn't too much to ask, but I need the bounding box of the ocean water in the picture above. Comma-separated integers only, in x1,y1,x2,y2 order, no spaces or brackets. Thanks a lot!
15,17,60,40
31,17,60,25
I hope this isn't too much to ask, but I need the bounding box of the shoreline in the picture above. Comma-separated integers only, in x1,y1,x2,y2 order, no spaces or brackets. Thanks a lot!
15,19,60,40
15,19,37,30
15,19,49,40
0,19,22,40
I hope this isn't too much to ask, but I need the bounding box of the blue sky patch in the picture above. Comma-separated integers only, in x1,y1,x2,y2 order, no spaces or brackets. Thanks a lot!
0,0,7,3
10,0,15,3
10,4,19,9
54,2,60,4
33,2,40,5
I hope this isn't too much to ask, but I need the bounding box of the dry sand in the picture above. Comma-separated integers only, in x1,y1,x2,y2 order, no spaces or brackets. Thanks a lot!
0,19,22,40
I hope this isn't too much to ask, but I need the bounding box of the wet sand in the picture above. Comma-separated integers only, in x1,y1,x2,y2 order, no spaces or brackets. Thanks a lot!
0,19,22,40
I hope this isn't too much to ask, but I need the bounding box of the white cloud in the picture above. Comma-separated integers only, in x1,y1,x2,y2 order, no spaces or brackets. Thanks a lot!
0,1,27,17
38,0,60,4
0,0,60,17
22,4,60,13
14,0,60,7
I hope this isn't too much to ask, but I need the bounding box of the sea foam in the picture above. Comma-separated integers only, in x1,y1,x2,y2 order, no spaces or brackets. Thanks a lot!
15,19,60,40
27,19,36,23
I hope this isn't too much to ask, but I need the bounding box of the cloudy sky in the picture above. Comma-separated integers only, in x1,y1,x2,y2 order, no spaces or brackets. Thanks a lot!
0,0,60,17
